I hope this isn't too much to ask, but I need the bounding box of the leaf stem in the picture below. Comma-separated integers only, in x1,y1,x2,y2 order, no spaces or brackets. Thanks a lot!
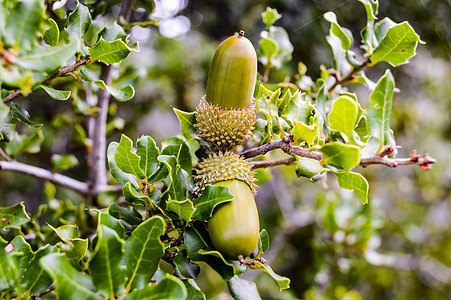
328,57,371,92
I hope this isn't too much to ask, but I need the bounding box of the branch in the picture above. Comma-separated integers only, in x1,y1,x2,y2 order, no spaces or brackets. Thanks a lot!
250,157,296,169
0,147,12,161
328,57,371,92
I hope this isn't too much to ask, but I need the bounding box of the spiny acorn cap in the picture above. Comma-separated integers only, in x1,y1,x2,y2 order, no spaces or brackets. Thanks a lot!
195,97,255,150
194,151,257,195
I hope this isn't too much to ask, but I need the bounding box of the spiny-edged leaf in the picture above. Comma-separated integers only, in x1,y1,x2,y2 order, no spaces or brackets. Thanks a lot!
115,134,145,179
89,38,137,64
0,202,30,229
320,142,360,171
254,261,290,290
157,155,188,202
99,22,127,42
108,203,143,226
43,18,60,46
107,142,140,189
191,185,233,221
67,2,92,42
366,70,395,150
292,121,319,146
358,0,378,21
89,225,125,298
296,157,328,180
174,250,200,279
40,253,101,300
183,279,206,300
227,275,262,300
48,224,79,242
335,171,369,204
121,216,165,291
122,182,151,206
328,96,359,143
124,274,187,300
259,229,270,253
50,154,78,171
98,212,125,238
184,224,236,281
38,84,71,100
137,135,159,178
173,107,198,140
3,0,44,50
66,238,88,269
282,91,314,124
369,22,422,67
9,103,42,128
324,12,353,50
261,7,281,27
22,245,56,295
15,39,78,72
166,199,195,223
94,80,135,102
0,236,14,291
161,137,193,176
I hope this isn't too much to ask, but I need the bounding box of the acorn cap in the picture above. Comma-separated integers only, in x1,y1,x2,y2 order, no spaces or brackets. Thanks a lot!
195,97,255,151
193,151,257,195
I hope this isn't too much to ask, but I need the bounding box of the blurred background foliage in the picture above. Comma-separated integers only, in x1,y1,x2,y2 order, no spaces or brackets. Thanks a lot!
1,0,450,299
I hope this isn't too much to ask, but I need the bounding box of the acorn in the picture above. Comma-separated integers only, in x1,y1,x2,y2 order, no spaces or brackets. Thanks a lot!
195,30,257,150
194,151,259,259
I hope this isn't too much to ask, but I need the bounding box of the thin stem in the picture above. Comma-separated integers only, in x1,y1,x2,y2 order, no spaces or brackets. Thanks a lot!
328,57,371,92
249,157,296,169
0,147,12,161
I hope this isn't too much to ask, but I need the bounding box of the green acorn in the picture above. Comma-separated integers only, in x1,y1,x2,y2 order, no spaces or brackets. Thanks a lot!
194,151,259,259
195,30,257,150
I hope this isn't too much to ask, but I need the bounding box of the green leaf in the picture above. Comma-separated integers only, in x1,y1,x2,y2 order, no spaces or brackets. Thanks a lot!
38,84,71,100
136,135,159,178
157,155,188,201
261,7,281,27
191,185,233,221
89,38,137,64
43,18,60,46
161,137,192,176
48,224,79,242
259,229,270,253
16,40,78,72
358,0,378,21
173,107,199,140
259,37,278,60
0,237,14,292
89,225,125,298
324,12,353,50
94,80,135,102
328,96,359,142
99,22,127,42
320,142,360,171
66,238,88,269
124,274,187,300
0,202,30,229
98,212,125,238
366,70,395,149
121,216,165,291
6,235,33,293
40,253,101,300
183,279,206,300
369,22,422,66
5,129,45,156
292,121,319,146
22,245,56,294
335,171,369,204
166,199,195,223
254,261,290,290
50,154,79,171
108,203,143,226
122,182,151,206
174,250,200,279
67,2,92,43
107,142,140,189
115,134,145,179
296,157,327,180
3,0,44,50
9,103,42,128
227,275,262,300
260,27,293,68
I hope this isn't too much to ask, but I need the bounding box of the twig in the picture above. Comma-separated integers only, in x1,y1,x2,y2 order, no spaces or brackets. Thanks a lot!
249,157,296,169
328,57,371,92
2,59,89,104
0,147,12,161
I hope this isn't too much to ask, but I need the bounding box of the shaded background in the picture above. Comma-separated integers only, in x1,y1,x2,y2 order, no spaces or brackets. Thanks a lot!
1,0,450,299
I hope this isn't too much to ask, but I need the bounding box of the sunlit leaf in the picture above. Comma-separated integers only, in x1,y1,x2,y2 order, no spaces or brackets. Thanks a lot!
324,12,353,50
296,157,327,180
261,7,281,27
166,199,195,223
43,18,60,46
173,107,199,141
254,261,290,290
227,275,262,300
50,154,79,171
38,84,71,100
136,135,159,178
67,2,92,45
328,96,359,142
94,80,135,102
0,202,30,230
292,121,319,146
335,171,369,204
114,134,145,179
89,38,138,64
320,142,360,171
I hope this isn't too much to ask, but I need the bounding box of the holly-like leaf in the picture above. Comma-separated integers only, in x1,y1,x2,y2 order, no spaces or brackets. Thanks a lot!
335,171,369,204
94,80,135,102
261,7,281,28
121,216,165,291
22,245,56,295
328,96,359,143
136,135,159,178
38,84,71,100
292,121,319,146
40,253,101,300
108,203,143,226
124,274,187,300
43,18,60,46
114,134,145,179
227,275,262,300
174,250,201,279
9,103,42,128
98,212,125,238
107,142,140,189
66,238,89,269
324,12,353,50
67,2,92,43
296,157,327,180
50,154,79,172
122,182,151,206
99,22,127,42
48,224,79,242
89,38,138,64
157,155,188,202
254,261,290,290
89,225,125,299
320,142,360,171
0,202,31,229
366,70,395,150
191,185,233,221
369,22,422,66
166,199,195,223
173,107,199,141
161,137,192,176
